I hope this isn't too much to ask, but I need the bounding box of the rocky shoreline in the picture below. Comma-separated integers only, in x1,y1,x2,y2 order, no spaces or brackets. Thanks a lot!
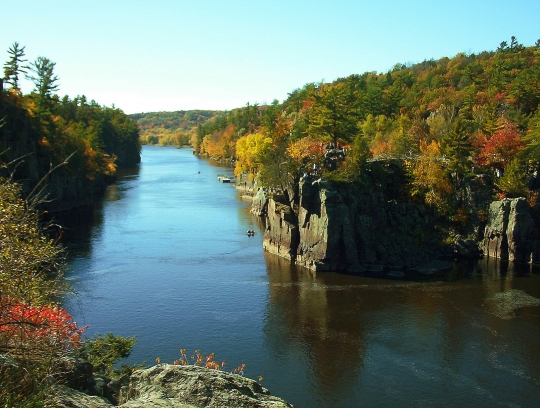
247,173,540,275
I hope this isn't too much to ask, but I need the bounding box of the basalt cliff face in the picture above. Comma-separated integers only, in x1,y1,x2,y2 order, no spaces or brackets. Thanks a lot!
253,175,540,273
482,197,540,263
256,176,447,273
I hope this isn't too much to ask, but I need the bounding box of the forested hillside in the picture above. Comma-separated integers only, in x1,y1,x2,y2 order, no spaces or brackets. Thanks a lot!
1,42,141,210
131,110,221,146
194,37,540,227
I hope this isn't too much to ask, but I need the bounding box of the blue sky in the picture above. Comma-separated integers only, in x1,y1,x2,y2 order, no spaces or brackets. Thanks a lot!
2,0,539,114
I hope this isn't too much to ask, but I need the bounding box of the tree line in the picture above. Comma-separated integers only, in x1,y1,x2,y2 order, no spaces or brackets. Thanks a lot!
1,42,141,197
131,110,219,146
191,37,540,225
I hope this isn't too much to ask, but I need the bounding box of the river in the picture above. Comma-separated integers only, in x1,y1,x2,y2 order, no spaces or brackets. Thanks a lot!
60,145,540,408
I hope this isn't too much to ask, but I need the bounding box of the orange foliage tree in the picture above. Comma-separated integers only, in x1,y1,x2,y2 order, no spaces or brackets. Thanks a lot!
286,137,325,173
201,124,238,159
0,300,86,352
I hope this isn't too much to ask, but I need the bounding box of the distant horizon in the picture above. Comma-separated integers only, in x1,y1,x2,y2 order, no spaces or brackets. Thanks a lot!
13,40,538,117
2,0,539,114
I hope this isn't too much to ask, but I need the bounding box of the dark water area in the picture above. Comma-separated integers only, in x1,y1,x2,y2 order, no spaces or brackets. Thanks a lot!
59,146,540,408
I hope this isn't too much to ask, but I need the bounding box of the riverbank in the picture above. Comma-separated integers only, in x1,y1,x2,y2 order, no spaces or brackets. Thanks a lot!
242,163,539,275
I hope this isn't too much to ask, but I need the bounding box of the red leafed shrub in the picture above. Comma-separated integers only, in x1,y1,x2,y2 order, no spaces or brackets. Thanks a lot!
0,298,87,349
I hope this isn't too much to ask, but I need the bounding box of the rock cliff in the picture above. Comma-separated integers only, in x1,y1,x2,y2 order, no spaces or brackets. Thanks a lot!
482,197,540,263
256,173,540,272
258,174,446,273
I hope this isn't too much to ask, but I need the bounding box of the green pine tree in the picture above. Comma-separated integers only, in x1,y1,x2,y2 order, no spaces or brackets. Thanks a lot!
3,42,28,90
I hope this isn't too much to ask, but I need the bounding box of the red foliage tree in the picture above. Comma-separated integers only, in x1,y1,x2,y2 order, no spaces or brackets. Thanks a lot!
476,123,523,170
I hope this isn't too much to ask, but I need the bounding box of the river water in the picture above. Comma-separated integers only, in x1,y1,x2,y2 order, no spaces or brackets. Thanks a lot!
61,145,540,408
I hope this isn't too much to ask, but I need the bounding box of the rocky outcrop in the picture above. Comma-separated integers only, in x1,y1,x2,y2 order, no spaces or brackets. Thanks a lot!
452,237,483,258
48,364,293,408
261,175,446,273
262,198,298,261
482,198,540,263
295,178,359,271
119,365,292,407
251,188,268,217
252,163,540,271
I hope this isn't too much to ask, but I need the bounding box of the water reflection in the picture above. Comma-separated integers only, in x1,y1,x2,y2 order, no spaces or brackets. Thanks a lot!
264,252,540,407
265,254,369,405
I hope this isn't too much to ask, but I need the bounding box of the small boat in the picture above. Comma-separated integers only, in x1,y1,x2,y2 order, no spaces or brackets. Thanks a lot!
218,175,236,183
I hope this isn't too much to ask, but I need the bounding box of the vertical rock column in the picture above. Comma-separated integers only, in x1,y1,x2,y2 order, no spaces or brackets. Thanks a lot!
482,199,510,260
482,198,536,262
507,198,536,262
296,178,359,272
262,198,299,261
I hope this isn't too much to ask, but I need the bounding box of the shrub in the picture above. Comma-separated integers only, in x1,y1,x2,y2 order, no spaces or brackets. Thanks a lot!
77,333,137,377
0,176,86,406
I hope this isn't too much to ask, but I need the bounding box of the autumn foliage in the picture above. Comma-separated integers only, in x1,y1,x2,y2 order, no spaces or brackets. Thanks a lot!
476,123,523,169
0,177,85,404
0,299,86,350
411,141,453,213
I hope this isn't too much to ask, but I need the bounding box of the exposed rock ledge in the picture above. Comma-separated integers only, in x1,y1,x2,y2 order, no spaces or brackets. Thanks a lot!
252,172,540,273
49,364,293,408
482,197,540,263
258,176,449,273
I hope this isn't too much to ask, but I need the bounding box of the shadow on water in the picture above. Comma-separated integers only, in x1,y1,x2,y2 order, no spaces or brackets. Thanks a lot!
46,165,141,258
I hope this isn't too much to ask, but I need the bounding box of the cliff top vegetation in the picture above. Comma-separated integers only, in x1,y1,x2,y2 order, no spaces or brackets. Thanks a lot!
1,42,142,198
183,37,540,231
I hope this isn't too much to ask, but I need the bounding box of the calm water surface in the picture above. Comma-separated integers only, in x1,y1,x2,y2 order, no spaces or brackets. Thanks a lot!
61,146,540,408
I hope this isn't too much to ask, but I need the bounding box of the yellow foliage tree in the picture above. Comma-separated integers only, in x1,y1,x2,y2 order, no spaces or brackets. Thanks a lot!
411,140,453,213
234,131,273,180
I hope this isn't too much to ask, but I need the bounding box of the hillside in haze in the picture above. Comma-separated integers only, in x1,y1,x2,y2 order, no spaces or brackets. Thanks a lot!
130,110,222,146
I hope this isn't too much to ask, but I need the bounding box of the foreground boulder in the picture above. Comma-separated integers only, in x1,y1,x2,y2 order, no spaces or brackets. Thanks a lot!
48,385,113,408
118,365,292,407
49,364,293,408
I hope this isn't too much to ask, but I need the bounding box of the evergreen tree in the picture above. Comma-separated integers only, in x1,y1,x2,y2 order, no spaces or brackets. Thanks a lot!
443,118,473,183
3,42,27,90
496,157,527,197
26,56,59,117
307,83,357,145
